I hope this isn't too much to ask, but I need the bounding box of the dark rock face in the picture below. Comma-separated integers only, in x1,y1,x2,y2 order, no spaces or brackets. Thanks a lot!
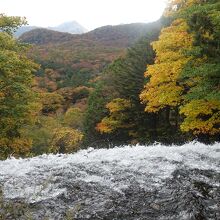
0,142,219,219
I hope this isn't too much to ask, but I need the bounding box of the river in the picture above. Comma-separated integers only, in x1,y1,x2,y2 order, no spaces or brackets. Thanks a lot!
0,142,219,219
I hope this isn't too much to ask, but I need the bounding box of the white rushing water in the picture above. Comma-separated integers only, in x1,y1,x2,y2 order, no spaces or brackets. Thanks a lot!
0,141,219,219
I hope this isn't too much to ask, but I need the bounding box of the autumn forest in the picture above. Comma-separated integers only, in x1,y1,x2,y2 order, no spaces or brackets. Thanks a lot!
0,0,220,159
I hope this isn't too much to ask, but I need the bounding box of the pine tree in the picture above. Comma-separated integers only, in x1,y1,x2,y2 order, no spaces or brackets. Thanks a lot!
95,36,160,143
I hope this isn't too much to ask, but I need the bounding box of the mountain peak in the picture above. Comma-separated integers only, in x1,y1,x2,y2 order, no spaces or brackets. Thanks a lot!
49,21,87,34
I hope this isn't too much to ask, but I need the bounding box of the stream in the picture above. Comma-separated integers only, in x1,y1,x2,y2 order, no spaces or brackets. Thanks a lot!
0,142,219,219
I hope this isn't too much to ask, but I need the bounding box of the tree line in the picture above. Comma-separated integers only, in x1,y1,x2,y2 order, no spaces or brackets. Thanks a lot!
0,0,219,159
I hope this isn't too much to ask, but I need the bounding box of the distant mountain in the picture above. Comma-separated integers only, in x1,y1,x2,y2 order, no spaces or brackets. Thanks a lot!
14,26,38,38
85,22,161,47
20,21,161,47
49,21,87,34
15,21,87,37
19,28,75,44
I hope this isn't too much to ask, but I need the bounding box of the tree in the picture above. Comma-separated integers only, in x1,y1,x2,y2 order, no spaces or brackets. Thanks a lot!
40,92,64,115
96,98,132,133
83,83,111,146
179,0,220,139
94,35,162,143
50,127,83,153
0,14,39,158
64,107,84,130
140,18,193,113
0,14,27,35
140,0,220,141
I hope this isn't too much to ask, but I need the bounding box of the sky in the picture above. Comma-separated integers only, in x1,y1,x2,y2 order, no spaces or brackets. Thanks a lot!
1,0,167,31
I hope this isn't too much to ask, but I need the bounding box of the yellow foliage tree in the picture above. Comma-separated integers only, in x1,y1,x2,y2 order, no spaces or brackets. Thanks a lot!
50,127,83,153
180,100,220,135
0,138,33,159
40,92,64,115
141,0,220,140
96,98,132,133
140,18,193,113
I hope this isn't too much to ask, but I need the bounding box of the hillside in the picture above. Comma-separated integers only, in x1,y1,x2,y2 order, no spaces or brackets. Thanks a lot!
14,25,38,38
15,21,87,38
20,21,161,46
19,28,76,44
85,22,161,47
20,21,162,90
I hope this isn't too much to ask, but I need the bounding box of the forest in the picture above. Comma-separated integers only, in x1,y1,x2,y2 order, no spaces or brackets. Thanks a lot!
0,0,219,159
